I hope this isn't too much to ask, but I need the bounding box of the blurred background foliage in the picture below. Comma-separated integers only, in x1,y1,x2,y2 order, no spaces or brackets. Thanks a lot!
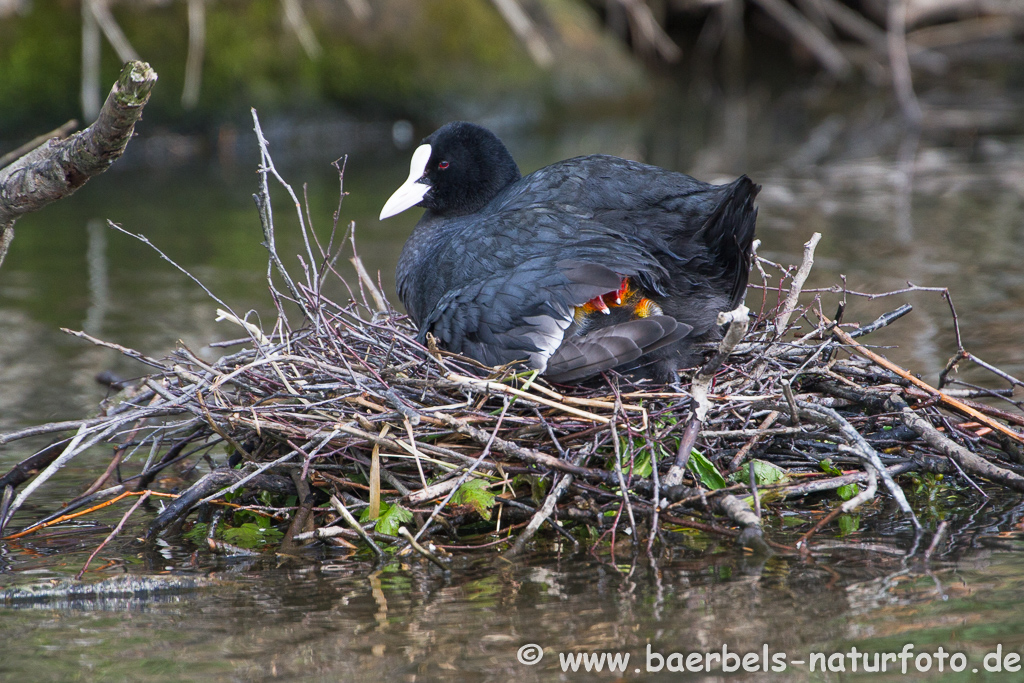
1,0,1021,146
0,0,646,138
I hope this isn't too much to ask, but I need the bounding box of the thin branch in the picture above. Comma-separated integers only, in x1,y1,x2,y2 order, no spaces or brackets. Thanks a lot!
76,491,151,580
398,526,449,571
182,0,206,109
614,0,683,62
330,495,383,556
86,0,141,63
894,397,1024,491
832,326,1024,444
490,0,554,67
887,0,923,123
0,120,79,169
281,0,322,59
748,0,851,77
664,305,749,487
775,232,821,338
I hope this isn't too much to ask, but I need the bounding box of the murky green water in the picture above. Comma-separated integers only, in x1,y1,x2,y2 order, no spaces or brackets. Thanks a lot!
2,82,1024,680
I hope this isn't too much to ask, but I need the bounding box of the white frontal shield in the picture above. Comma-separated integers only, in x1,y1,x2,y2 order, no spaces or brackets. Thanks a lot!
380,144,432,220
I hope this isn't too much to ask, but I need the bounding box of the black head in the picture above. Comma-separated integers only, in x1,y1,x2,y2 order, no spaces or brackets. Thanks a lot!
379,121,522,220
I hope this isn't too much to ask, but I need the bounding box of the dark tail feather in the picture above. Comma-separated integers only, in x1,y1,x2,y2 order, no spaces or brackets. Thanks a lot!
700,175,759,308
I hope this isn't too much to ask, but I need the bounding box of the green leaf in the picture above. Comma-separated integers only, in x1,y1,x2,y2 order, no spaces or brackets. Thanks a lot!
819,459,842,476
729,459,788,486
231,508,262,526
633,454,653,479
514,474,549,504
656,442,673,461
222,522,283,548
452,478,497,521
374,501,413,536
836,483,859,500
360,499,403,527
532,476,550,503
837,514,860,535
359,505,372,523
184,522,209,544
688,450,727,490
618,440,653,478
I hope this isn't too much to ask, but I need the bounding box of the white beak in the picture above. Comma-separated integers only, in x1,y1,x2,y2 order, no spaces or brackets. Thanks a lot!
380,144,432,220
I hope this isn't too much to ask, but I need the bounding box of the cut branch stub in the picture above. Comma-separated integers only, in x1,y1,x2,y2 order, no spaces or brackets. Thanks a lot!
0,61,157,266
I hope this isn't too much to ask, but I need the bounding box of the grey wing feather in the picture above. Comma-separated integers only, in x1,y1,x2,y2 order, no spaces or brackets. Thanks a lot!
545,316,692,382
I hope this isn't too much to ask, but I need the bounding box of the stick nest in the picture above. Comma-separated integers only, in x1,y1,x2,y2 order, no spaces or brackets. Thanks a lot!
3,117,1023,564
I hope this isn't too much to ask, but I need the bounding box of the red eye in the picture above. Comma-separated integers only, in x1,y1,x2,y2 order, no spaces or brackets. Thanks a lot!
438,160,449,170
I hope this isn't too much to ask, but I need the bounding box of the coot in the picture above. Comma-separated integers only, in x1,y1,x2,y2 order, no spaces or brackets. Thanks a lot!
380,121,758,384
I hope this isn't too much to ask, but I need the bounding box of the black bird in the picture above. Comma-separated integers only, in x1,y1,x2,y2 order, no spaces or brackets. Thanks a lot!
380,121,758,384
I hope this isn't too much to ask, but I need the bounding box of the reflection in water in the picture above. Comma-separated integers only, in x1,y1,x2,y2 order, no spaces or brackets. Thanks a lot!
2,512,1024,681
0,574,210,612
84,218,109,337
894,130,920,245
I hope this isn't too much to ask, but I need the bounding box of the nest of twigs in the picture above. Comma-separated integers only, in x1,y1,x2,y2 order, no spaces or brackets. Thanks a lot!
3,114,1023,568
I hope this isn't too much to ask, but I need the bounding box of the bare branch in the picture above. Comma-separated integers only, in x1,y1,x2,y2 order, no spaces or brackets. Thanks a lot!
490,0,554,67
775,232,821,338
0,61,157,267
749,0,851,77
